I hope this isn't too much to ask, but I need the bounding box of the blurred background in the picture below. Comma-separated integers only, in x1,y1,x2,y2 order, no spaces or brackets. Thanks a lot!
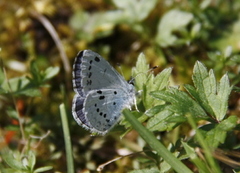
0,0,240,172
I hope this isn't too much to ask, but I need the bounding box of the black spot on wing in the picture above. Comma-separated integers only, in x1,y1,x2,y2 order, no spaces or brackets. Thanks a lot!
99,96,105,100
88,72,92,78
95,56,100,62
97,90,102,94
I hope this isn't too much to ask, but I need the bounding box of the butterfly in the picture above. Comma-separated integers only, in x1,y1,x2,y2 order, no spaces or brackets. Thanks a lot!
72,50,136,135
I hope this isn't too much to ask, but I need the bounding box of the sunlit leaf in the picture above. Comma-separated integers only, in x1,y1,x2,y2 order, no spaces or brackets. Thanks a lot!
113,0,157,22
156,9,193,47
42,66,59,82
186,61,232,121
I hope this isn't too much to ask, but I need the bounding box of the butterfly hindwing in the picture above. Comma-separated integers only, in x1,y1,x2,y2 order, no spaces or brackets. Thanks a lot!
83,89,128,134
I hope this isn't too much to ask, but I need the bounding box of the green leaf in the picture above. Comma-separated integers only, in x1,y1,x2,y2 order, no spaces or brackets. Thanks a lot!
69,10,89,30
42,66,59,82
28,61,59,87
112,0,157,22
156,9,193,47
151,87,207,119
34,166,53,173
133,54,172,110
148,87,208,132
146,108,176,131
145,105,167,117
132,53,149,91
2,76,29,92
1,76,41,97
190,61,232,121
218,74,232,118
128,167,160,173
27,151,36,171
182,141,211,173
1,150,26,171
199,116,237,148
152,68,172,91
29,61,42,85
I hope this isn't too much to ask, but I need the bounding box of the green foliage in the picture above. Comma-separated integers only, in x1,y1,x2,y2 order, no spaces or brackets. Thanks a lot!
187,61,232,121
0,61,59,97
122,53,238,172
0,0,240,172
0,149,52,173
0,61,58,172
156,9,194,47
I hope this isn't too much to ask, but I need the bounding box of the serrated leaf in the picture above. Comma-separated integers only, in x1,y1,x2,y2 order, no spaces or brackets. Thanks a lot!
132,53,172,111
184,84,200,100
151,87,207,119
144,67,172,108
191,61,232,121
146,109,175,131
143,74,156,109
217,74,232,119
156,9,193,47
152,68,172,91
132,53,149,91
145,105,167,117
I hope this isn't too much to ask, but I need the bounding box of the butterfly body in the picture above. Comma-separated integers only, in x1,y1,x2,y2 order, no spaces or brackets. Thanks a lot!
72,50,136,135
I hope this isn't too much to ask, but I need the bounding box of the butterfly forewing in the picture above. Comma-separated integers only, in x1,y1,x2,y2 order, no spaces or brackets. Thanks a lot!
74,50,129,95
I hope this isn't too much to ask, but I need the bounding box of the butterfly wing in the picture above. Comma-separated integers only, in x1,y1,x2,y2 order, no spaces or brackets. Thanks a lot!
73,50,129,96
72,50,136,135
84,89,131,134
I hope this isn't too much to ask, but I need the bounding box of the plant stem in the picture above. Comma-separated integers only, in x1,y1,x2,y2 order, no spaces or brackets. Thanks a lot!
123,109,193,173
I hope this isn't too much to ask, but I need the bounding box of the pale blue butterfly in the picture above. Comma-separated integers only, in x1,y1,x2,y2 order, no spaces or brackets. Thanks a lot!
72,50,136,135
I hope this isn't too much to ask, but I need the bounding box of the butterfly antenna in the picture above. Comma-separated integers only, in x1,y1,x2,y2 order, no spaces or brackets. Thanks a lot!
131,65,159,82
